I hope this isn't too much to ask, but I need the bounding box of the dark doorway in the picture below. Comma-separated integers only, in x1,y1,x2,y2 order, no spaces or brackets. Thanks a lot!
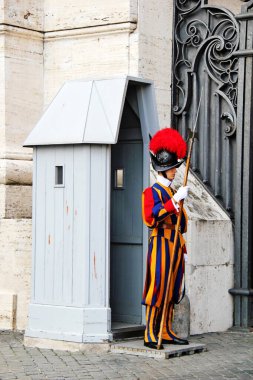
110,90,143,330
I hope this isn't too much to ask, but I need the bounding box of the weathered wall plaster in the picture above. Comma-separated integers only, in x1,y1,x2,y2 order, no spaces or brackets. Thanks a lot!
137,0,173,126
0,1,44,31
44,0,138,31
0,219,32,330
0,1,43,330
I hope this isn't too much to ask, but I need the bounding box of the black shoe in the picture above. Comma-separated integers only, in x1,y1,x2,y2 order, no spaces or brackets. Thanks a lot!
144,341,164,350
162,337,189,345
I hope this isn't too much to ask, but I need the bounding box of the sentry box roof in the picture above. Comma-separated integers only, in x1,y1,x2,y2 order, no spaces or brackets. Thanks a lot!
23,76,158,146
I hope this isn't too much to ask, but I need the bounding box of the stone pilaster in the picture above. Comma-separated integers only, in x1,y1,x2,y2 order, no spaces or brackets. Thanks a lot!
0,1,43,330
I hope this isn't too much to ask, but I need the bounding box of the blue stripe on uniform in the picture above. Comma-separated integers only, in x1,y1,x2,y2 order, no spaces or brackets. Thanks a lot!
162,239,170,306
152,236,162,305
152,188,167,219
153,183,171,204
147,306,152,342
142,238,154,305
170,213,177,224
173,255,184,303
180,212,186,232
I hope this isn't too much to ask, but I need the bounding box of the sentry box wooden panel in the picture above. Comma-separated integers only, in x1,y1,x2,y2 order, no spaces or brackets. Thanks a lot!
24,76,159,343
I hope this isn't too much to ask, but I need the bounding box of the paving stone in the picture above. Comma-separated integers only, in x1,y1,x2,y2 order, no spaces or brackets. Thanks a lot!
0,331,252,379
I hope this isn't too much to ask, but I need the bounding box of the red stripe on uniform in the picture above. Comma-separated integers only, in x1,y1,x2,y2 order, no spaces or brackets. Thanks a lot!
164,199,177,213
142,187,155,227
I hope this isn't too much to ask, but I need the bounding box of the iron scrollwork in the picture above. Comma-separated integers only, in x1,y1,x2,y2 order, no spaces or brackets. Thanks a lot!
221,112,236,136
173,0,239,136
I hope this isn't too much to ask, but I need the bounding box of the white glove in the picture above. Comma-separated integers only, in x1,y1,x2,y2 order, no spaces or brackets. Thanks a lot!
173,186,189,203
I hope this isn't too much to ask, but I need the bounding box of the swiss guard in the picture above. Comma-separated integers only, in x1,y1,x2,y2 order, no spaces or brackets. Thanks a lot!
142,127,189,349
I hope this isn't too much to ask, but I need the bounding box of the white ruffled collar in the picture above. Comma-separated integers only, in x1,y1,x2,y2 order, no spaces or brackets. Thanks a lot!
156,174,172,188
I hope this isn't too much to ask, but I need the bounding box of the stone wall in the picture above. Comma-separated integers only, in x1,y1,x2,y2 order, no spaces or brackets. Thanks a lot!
0,0,241,333
0,220,32,329
0,1,43,330
43,0,139,106
138,0,173,126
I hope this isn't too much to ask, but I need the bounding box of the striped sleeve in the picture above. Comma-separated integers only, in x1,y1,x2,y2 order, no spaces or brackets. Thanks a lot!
142,187,177,227
142,188,156,227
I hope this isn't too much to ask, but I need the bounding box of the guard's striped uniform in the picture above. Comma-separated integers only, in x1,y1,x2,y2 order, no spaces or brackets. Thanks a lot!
142,182,188,343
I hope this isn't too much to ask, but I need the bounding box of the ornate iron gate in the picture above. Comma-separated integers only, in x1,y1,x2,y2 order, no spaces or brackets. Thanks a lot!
172,0,253,327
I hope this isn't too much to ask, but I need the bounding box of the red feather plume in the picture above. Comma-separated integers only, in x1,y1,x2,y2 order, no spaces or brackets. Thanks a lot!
149,128,187,159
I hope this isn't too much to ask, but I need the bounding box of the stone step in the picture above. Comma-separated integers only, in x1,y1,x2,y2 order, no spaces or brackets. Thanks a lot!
110,339,207,359
111,323,145,339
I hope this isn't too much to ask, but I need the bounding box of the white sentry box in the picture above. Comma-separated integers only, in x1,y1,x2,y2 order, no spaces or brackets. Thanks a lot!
23,76,159,343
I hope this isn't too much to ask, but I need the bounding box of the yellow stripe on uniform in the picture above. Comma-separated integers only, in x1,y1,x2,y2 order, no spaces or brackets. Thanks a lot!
144,305,158,343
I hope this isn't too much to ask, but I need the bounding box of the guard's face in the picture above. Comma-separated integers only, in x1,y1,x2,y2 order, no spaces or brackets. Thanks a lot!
165,167,177,181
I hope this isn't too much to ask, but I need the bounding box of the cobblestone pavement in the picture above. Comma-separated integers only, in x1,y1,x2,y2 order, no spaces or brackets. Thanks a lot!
0,330,252,380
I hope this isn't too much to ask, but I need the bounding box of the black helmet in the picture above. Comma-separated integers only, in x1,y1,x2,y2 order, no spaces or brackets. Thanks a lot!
149,128,187,172
150,150,184,172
